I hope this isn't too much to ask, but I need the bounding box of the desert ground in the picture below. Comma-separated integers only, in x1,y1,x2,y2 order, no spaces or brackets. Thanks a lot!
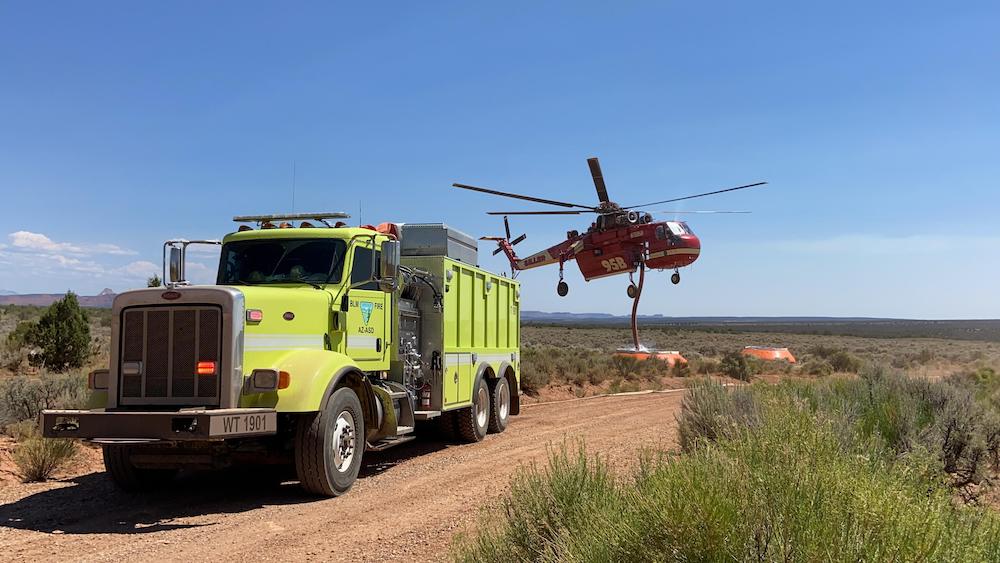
0,391,684,563
2,318,1000,561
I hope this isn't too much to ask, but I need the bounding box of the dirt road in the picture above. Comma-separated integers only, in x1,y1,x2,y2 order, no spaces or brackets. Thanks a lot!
0,391,684,562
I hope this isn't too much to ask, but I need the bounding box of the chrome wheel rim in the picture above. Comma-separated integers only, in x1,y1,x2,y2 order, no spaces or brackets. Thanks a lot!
332,411,356,473
498,381,510,421
476,386,489,428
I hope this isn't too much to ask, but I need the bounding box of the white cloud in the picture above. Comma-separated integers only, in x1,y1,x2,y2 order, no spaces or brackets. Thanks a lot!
9,231,82,253
6,231,136,256
117,260,160,278
92,243,138,256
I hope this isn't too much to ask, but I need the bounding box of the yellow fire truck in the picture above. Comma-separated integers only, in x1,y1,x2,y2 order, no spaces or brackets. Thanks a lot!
42,214,520,496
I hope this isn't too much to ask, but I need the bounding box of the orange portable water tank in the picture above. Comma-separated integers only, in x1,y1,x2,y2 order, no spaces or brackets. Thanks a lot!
615,349,688,367
741,346,796,363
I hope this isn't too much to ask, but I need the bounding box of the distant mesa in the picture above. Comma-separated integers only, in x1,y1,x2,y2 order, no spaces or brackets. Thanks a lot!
0,289,17,296
0,290,117,308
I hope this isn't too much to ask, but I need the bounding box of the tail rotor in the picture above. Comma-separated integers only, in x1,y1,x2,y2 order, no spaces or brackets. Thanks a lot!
489,215,526,255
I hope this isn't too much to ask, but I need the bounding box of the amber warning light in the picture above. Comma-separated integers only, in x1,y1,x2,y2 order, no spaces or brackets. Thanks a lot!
196,361,217,375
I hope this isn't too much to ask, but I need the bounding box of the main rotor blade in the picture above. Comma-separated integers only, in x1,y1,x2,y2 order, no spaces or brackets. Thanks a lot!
453,183,596,210
503,216,511,239
587,157,610,203
486,210,591,215
654,210,752,214
624,181,767,209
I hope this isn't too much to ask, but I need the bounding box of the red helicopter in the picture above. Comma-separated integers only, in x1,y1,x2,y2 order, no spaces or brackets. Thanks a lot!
453,157,766,299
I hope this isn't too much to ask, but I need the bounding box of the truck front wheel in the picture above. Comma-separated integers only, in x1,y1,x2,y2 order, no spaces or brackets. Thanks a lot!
294,387,366,496
456,377,491,442
102,444,177,492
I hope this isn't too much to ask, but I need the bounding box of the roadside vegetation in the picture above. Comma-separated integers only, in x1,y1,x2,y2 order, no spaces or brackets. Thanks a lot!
455,368,1000,561
519,324,999,398
0,296,93,482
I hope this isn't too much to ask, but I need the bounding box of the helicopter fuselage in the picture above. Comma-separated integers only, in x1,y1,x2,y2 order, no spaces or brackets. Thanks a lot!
498,219,700,281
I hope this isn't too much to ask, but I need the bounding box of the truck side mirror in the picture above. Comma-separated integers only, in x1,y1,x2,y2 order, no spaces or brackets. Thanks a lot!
379,240,400,292
169,246,183,283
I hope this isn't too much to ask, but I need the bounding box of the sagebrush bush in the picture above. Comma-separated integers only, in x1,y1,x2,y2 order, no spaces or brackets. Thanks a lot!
456,401,1000,562
677,379,759,451
719,351,756,382
14,437,77,482
0,372,88,426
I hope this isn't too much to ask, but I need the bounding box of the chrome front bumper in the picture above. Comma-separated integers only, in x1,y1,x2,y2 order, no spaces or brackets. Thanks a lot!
40,408,277,442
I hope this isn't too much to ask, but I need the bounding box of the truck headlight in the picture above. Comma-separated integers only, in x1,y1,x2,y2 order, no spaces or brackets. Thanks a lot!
88,369,109,390
246,369,291,393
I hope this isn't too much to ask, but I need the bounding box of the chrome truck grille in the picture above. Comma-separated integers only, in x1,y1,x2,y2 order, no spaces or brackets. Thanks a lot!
109,286,244,409
119,306,222,405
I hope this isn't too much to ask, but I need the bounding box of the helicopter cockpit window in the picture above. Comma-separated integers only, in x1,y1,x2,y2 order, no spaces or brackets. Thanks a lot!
666,222,688,236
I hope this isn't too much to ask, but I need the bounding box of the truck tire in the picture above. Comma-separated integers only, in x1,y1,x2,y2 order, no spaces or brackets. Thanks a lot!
456,377,490,442
294,387,365,497
102,444,177,492
488,376,511,433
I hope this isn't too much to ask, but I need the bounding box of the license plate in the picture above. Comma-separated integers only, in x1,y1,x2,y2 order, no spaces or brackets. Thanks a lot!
209,412,276,437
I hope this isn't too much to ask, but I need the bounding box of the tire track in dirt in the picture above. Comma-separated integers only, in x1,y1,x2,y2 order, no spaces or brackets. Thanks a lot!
0,392,684,562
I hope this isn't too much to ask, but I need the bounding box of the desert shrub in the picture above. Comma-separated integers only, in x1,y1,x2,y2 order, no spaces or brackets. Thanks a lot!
677,379,759,452
610,355,640,380
799,358,833,376
456,405,1000,562
689,357,719,375
5,418,39,440
828,350,863,373
0,372,88,426
25,293,91,369
14,437,76,482
671,361,690,378
718,351,756,382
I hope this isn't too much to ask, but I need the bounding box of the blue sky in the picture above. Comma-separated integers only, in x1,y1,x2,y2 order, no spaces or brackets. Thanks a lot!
1,2,997,318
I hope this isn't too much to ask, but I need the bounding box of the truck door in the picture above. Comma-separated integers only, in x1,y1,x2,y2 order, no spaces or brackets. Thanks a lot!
345,242,389,367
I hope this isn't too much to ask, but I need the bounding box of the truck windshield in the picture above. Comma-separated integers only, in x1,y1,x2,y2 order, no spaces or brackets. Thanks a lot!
217,238,347,286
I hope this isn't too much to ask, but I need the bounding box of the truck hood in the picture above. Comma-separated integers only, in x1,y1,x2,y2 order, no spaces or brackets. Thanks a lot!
233,285,336,346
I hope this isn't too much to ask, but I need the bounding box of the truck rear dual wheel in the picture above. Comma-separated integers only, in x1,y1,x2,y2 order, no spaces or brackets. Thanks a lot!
294,387,365,497
456,378,491,442
102,444,177,492
488,377,511,433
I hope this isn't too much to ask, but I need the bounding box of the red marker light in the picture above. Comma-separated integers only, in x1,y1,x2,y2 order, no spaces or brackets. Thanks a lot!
247,309,263,323
196,361,217,375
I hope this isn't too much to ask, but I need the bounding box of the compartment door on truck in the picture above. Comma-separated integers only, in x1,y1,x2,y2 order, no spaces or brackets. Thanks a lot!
444,353,472,407
345,243,388,366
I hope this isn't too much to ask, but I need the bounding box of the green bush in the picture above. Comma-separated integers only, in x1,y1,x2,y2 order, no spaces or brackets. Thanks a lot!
0,372,88,426
14,437,77,482
677,379,758,451
719,351,756,382
829,350,863,372
25,292,91,370
456,406,1000,562
800,358,833,376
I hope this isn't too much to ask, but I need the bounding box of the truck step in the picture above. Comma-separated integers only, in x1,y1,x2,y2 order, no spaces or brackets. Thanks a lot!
396,425,414,435
367,434,416,452
413,410,441,421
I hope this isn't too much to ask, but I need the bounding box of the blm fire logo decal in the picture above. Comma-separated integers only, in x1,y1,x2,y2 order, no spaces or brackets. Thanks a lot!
360,302,374,324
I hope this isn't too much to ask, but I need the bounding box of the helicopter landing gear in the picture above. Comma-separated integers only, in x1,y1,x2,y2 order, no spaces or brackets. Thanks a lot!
671,270,681,285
